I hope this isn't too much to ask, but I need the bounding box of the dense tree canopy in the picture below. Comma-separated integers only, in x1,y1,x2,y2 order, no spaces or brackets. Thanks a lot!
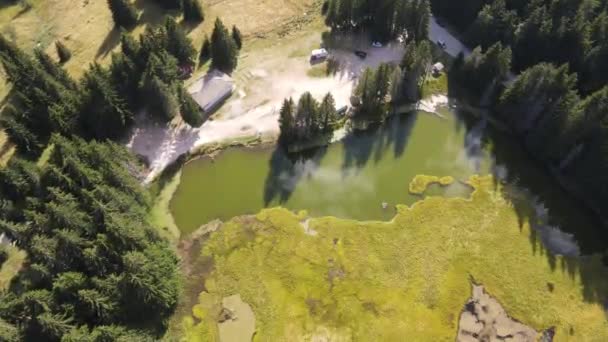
0,136,179,341
0,16,198,150
210,18,239,73
434,0,608,214
325,0,431,42
278,92,339,144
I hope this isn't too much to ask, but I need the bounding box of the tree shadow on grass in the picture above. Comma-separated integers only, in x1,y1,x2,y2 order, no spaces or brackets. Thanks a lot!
453,105,608,306
134,0,173,28
95,27,121,59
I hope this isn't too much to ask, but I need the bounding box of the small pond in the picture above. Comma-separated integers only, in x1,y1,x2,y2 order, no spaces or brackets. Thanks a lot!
170,106,607,255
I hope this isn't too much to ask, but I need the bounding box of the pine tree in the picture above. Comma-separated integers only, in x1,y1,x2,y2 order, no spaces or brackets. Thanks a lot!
296,92,319,138
210,17,238,73
0,115,39,154
55,41,72,64
34,49,77,89
164,17,196,65
318,93,337,132
107,0,138,28
199,35,211,63
278,98,295,142
178,85,204,127
80,63,134,139
232,25,242,50
148,76,178,120
182,0,204,22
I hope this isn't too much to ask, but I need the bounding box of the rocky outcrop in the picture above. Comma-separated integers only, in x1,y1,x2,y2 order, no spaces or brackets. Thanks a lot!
457,284,549,342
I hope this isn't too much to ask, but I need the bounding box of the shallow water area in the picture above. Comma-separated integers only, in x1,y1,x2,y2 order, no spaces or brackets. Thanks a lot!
170,106,607,255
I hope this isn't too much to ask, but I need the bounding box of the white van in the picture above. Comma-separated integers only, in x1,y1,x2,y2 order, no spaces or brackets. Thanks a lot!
310,48,329,61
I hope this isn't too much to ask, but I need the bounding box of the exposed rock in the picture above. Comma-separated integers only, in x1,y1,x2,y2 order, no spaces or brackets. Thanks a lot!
457,284,541,342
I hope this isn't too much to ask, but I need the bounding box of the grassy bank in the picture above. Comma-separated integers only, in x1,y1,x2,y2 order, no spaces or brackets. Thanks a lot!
175,175,608,341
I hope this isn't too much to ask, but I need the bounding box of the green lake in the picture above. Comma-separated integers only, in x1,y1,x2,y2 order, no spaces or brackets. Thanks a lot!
170,107,607,255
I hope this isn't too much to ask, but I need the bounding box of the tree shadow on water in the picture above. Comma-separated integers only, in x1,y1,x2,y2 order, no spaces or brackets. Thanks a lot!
263,146,328,206
342,111,417,171
454,106,608,306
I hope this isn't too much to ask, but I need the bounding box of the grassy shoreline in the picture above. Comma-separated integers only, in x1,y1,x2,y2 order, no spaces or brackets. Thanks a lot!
172,175,608,340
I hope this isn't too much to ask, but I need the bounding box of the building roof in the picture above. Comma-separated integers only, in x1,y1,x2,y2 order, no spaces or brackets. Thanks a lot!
188,73,235,112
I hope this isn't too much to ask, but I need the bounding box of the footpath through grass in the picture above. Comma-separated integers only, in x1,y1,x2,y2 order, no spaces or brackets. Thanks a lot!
177,175,608,341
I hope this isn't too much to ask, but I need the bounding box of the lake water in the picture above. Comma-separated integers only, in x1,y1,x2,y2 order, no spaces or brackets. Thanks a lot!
170,107,607,255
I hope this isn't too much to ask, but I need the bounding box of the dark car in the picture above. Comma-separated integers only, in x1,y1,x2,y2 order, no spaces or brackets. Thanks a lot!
437,40,447,49
354,50,367,59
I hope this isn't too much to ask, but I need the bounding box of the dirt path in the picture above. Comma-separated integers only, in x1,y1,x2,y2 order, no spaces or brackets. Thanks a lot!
129,31,405,183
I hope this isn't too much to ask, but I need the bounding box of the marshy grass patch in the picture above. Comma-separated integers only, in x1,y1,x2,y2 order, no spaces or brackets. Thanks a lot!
175,175,608,341
409,174,454,195
422,72,448,98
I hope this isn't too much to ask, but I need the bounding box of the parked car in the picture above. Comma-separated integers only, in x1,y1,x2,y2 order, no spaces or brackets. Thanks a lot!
371,41,383,48
437,40,447,49
310,48,329,62
354,50,367,59
336,106,348,116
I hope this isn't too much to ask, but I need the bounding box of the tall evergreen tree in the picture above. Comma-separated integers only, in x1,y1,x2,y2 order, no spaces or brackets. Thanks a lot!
178,85,204,127
232,25,243,50
148,76,178,120
210,17,238,73
107,0,138,29
319,93,337,132
278,98,295,142
164,17,196,65
34,49,77,90
80,63,134,139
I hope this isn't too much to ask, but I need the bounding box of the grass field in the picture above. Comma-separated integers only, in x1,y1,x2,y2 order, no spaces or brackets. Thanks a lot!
0,0,318,77
177,175,608,341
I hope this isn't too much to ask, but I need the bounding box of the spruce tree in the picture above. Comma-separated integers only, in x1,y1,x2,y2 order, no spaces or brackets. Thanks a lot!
34,49,77,89
80,63,134,139
55,41,72,64
232,25,242,50
178,85,204,127
296,92,319,137
319,92,337,132
148,76,178,121
165,17,196,64
182,0,204,22
278,98,295,142
210,17,238,73
107,0,138,29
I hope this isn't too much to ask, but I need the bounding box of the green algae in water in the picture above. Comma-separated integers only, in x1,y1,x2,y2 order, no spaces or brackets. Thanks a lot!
170,107,608,256
171,110,486,234
179,176,608,341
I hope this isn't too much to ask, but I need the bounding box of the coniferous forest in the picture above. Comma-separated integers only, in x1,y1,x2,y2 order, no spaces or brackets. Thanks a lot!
436,0,608,214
